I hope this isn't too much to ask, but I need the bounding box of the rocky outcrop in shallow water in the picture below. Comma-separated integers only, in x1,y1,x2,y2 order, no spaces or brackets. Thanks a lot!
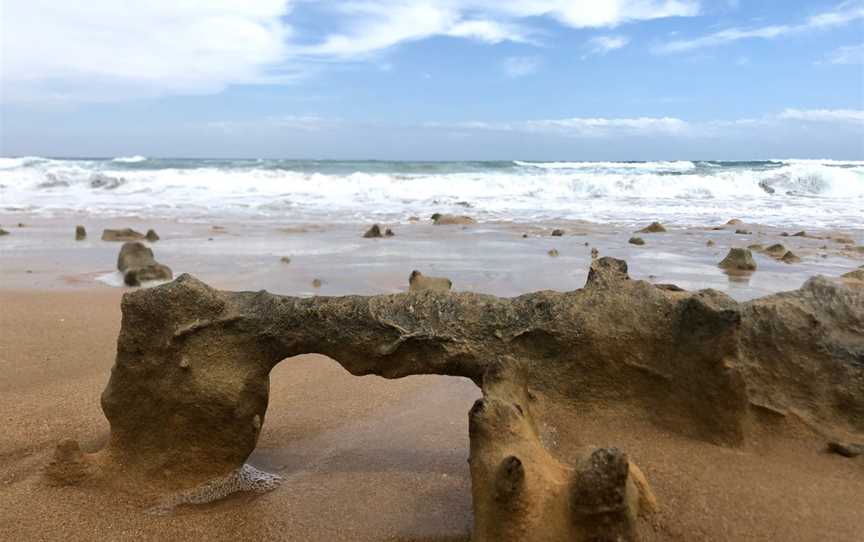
117,241,172,286
408,270,452,292
49,257,864,540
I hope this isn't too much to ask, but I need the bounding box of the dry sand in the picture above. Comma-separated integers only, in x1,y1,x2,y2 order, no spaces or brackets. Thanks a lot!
1,218,863,541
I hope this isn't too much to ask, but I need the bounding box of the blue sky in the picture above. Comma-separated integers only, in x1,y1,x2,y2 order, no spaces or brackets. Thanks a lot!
1,0,862,160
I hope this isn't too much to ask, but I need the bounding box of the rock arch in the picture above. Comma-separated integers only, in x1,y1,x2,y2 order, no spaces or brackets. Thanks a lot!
47,258,864,541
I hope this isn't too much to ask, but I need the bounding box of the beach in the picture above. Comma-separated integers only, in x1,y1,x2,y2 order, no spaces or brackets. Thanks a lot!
1,209,863,540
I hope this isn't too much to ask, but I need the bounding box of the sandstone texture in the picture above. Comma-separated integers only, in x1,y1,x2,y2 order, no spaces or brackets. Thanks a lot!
719,248,756,272
48,257,864,541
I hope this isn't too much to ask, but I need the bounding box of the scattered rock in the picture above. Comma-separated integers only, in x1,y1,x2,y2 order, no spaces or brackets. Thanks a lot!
363,224,384,238
637,221,666,233
735,229,751,235
780,232,789,237
17,222,25,227
719,248,757,272
0,228,9,236
763,244,788,257
747,244,764,251
522,233,529,238
385,228,395,237
591,247,599,259
792,231,807,237
312,278,322,288
145,229,160,242
781,251,801,264
834,237,855,245
408,270,452,293
551,229,565,237
280,257,291,264
726,219,743,225
102,228,145,242
548,249,559,257
431,213,476,225
75,225,86,240
827,441,863,458
117,241,172,286
707,240,715,247
629,237,645,246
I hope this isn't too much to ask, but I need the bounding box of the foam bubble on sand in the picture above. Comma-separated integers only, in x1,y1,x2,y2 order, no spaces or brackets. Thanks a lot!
147,463,282,515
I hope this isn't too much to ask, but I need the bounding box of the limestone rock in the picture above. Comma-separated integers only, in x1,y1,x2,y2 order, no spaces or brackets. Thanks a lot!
432,213,476,225
102,228,145,242
51,258,864,539
763,244,788,257
726,219,743,225
408,270,452,293
735,229,751,235
629,237,645,246
363,224,384,238
145,229,160,242
551,229,564,237
781,251,801,264
0,228,8,236
719,248,756,272
637,221,666,233
75,225,86,240
117,242,172,286
280,257,291,264
548,249,559,257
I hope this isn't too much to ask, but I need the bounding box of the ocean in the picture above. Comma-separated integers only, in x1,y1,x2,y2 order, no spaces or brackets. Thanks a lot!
1,156,862,227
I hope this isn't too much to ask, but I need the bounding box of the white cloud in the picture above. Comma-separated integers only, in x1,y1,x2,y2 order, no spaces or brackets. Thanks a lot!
503,56,542,77
0,0,295,103
779,109,864,124
656,1,864,53
426,116,690,137
586,35,631,56
0,0,702,103
824,43,864,64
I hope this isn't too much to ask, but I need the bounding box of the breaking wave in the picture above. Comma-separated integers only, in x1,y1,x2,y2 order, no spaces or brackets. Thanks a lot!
1,156,862,227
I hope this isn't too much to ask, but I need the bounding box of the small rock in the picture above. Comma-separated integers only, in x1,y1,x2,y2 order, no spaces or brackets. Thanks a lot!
409,270,452,293
655,283,685,292
591,248,599,259
792,231,807,237
0,228,9,236
637,221,666,233
827,441,863,458
117,241,172,286
280,257,291,264
834,237,855,245
145,229,160,242
363,224,384,238
726,219,743,225
551,229,565,237
629,237,645,246
385,228,395,237
780,232,789,237
431,213,476,225
312,279,322,288
781,251,801,264
719,248,757,271
17,222,25,227
548,249,559,257
747,244,764,251
75,225,87,240
706,240,715,247
522,234,529,238
102,228,145,242
763,244,788,257
735,229,751,235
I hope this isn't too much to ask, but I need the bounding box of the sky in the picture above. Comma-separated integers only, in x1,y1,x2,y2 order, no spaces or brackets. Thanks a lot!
0,0,863,160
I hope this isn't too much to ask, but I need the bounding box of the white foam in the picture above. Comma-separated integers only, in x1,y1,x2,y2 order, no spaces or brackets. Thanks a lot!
112,155,148,163
1,157,862,228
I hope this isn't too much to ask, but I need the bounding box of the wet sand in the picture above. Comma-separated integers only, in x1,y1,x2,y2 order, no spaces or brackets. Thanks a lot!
1,216,863,541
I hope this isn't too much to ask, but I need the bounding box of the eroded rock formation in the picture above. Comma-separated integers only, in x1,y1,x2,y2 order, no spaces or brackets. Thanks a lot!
48,257,864,540
117,241,172,286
